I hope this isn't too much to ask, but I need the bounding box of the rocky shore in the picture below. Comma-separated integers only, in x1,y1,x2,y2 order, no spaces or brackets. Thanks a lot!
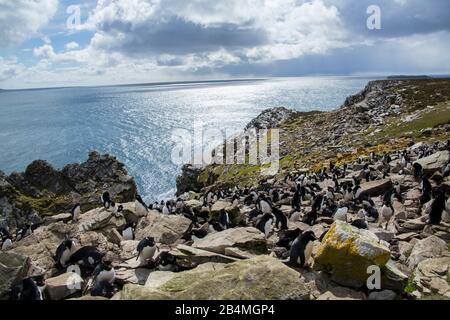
1,79,449,300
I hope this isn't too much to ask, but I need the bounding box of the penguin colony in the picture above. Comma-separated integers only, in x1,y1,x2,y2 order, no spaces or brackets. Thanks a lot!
1,140,450,300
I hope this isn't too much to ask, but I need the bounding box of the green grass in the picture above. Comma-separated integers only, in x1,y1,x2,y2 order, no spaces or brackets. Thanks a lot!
404,277,417,294
376,103,450,140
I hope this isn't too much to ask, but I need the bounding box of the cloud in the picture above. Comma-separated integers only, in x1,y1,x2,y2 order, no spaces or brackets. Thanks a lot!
65,42,80,50
0,57,25,81
33,44,56,60
2,0,450,88
0,0,58,47
85,0,346,63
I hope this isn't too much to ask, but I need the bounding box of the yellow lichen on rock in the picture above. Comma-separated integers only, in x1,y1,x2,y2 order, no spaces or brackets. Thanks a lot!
315,221,391,288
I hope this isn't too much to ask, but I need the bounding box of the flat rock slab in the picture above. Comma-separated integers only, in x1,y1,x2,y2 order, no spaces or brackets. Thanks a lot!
360,179,392,196
119,255,310,300
135,212,192,245
414,151,449,175
192,227,267,255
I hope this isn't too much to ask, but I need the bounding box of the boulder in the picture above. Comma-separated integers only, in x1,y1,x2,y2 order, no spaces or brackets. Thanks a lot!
414,151,449,175
0,252,30,300
315,221,391,288
381,260,408,291
45,272,84,300
183,199,203,212
135,212,192,245
192,227,267,255
9,223,74,275
78,208,127,232
412,257,450,298
360,178,392,196
118,256,310,300
407,236,448,269
209,201,242,224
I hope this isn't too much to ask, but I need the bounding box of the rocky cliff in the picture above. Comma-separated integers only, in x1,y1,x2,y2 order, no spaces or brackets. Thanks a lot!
0,151,137,231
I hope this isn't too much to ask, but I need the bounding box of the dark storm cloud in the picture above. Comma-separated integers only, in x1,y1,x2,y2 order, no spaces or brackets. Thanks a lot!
94,16,268,56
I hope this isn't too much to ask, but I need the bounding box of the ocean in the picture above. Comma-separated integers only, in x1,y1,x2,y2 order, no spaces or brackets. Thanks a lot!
0,77,375,202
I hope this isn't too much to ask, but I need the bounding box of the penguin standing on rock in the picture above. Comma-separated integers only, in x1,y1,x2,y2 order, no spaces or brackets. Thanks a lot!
256,194,273,215
136,237,157,265
101,192,112,209
287,230,317,268
429,191,445,225
1,228,12,251
218,209,230,230
92,260,115,285
256,213,274,238
420,177,432,205
18,276,46,300
71,204,81,223
272,207,288,230
380,193,394,230
413,163,423,179
135,195,149,216
55,239,78,268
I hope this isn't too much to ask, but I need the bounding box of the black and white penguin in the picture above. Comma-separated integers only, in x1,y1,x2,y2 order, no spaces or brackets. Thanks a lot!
136,237,157,264
18,276,45,300
429,191,445,225
15,224,32,241
255,213,273,238
122,223,135,241
232,193,240,207
272,207,288,230
354,184,363,200
55,239,78,268
162,202,171,215
68,246,105,269
256,194,273,215
92,260,115,285
203,190,216,207
413,162,423,179
135,195,149,216
156,251,178,272
101,192,112,209
292,186,302,211
71,203,81,223
380,195,394,230
218,209,230,230
420,177,432,205
287,230,317,268
1,227,12,250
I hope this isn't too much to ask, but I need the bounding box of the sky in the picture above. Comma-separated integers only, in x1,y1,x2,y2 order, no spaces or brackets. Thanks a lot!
0,0,449,89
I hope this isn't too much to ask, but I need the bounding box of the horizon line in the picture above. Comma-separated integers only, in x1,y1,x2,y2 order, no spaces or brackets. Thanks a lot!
2,73,450,92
